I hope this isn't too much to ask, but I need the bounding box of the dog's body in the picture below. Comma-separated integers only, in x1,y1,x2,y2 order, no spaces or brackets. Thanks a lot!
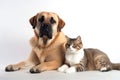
5,11,67,73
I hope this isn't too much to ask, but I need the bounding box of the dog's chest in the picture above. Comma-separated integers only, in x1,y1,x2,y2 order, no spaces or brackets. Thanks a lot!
34,45,58,62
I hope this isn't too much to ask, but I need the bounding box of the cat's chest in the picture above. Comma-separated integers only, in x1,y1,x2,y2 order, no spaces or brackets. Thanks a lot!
65,52,83,66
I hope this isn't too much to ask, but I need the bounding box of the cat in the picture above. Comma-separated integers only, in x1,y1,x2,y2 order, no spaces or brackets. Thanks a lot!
58,36,120,73
58,36,86,73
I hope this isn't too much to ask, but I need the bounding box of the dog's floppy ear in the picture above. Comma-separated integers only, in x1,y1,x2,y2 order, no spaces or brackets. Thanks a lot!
57,17,65,32
29,14,37,29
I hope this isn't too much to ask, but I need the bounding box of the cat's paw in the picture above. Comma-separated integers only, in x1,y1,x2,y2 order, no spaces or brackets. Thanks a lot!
58,64,69,72
100,67,110,72
65,66,76,73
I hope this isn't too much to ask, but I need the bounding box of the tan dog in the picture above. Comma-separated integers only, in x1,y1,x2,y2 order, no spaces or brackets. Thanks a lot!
5,11,67,73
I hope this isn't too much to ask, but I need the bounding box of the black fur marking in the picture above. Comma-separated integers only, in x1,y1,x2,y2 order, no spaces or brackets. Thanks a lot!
39,23,53,39
50,17,56,24
39,16,44,23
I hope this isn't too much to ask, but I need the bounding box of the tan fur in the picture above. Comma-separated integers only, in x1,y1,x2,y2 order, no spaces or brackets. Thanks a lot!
5,12,67,73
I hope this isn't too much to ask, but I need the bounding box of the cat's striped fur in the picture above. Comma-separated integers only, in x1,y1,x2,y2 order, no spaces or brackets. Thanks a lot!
58,36,120,73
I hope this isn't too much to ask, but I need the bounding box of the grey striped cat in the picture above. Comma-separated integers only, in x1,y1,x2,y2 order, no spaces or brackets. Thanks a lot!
58,36,120,73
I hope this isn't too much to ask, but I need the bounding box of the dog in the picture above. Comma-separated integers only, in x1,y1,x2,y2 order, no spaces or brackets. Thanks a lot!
5,11,67,73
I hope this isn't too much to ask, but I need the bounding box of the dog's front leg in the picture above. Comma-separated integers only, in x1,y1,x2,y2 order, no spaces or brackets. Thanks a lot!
5,50,39,72
5,61,30,71
30,60,61,73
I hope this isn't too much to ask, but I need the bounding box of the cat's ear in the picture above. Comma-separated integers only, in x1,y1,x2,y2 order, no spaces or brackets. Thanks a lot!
65,35,70,41
76,36,81,41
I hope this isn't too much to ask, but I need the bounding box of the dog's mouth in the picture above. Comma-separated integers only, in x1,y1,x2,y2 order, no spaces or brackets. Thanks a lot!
39,23,53,39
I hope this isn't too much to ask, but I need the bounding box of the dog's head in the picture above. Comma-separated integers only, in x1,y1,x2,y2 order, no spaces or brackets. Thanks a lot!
29,11,65,45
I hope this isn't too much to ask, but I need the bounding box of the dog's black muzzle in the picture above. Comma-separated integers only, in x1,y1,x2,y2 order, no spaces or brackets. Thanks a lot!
39,23,53,39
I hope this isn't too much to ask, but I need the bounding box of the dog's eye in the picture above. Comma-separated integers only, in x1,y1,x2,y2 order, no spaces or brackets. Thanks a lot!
39,16,44,23
50,17,56,24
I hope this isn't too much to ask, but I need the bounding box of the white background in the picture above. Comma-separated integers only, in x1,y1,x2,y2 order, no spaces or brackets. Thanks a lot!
0,0,120,69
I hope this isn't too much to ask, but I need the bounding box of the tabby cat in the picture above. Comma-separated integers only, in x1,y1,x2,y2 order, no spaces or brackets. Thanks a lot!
58,36,120,73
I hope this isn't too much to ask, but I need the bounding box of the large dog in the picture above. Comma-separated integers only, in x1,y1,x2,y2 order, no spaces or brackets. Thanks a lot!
5,11,67,73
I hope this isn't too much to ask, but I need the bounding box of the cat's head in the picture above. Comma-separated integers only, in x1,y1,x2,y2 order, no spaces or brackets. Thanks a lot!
65,35,83,52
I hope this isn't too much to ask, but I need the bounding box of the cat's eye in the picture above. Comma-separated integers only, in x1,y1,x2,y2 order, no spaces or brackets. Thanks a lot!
72,45,76,48
66,43,70,48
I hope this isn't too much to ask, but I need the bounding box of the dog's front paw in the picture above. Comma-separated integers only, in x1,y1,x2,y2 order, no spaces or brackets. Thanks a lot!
30,67,41,73
5,65,21,72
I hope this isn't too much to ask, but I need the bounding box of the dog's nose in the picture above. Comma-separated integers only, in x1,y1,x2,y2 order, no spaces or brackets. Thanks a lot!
43,24,48,27
41,23,50,29
40,23,52,39
41,24,49,32
41,23,49,27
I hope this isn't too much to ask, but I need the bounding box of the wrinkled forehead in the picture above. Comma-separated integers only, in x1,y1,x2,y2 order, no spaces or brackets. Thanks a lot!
37,12,59,21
